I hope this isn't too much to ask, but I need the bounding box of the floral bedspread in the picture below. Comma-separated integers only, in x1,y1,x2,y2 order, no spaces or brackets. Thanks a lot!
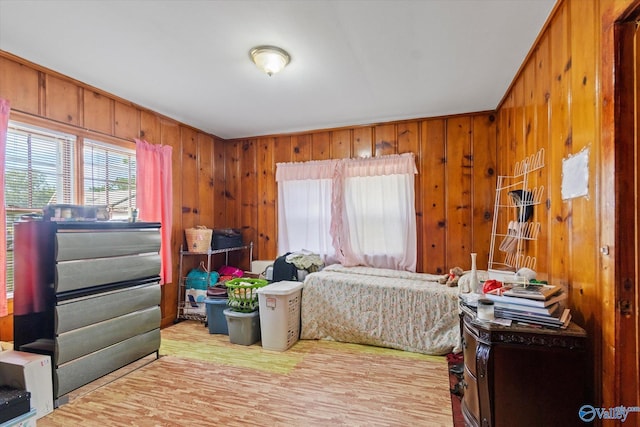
300,264,462,355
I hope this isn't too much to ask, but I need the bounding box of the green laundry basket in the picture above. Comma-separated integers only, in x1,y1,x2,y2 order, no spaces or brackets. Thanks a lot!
226,278,269,312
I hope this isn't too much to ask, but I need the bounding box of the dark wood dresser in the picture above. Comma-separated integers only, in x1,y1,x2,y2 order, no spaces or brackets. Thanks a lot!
460,304,588,427
13,220,162,406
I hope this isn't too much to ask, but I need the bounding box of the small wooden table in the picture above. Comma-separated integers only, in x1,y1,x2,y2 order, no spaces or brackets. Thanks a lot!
459,303,588,427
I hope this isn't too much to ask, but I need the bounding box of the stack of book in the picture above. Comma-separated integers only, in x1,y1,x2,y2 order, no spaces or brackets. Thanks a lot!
484,283,571,328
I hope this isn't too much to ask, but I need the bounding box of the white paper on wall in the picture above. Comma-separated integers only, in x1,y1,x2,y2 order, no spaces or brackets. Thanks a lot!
561,146,590,200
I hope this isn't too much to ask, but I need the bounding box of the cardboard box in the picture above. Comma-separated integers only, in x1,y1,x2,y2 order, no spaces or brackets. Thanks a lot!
0,351,53,419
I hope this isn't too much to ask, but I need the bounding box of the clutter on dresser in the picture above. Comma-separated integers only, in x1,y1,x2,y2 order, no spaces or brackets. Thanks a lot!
42,203,110,221
461,274,571,329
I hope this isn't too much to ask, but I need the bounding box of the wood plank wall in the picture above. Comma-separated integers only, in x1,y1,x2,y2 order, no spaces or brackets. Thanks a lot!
1,0,636,411
229,115,498,276
0,51,229,334
0,50,498,338
495,0,636,412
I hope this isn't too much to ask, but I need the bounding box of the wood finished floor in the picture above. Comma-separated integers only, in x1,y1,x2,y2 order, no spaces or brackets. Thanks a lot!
38,320,454,426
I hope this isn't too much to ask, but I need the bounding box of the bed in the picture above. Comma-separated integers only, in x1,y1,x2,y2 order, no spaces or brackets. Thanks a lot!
300,264,462,355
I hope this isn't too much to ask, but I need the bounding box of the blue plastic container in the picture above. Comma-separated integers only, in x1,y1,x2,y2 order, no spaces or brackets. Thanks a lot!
205,298,229,334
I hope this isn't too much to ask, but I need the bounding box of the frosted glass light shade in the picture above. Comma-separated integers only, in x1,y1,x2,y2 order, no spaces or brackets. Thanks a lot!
250,46,290,76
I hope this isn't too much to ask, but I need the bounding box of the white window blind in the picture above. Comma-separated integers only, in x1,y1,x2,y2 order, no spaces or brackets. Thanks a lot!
5,122,76,293
5,123,75,208
83,140,136,220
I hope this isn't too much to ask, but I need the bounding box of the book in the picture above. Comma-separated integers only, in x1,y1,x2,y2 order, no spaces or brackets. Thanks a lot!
495,307,562,324
502,283,562,300
560,310,572,329
484,290,567,308
495,308,571,328
493,301,561,316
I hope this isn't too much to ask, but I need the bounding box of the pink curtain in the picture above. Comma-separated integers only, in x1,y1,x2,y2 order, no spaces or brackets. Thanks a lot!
135,139,173,285
0,98,10,317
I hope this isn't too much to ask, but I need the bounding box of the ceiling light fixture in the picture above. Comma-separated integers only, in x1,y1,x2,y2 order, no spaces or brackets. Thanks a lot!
249,45,290,76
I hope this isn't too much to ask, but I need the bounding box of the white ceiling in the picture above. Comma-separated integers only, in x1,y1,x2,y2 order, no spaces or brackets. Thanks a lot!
0,0,555,140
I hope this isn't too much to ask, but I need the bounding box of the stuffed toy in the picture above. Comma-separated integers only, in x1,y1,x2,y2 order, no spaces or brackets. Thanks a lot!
438,266,464,287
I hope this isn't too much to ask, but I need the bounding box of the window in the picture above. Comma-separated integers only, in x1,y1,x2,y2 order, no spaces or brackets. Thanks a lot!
5,123,76,294
342,173,416,267
4,121,136,294
277,176,335,262
83,139,136,220
276,154,418,271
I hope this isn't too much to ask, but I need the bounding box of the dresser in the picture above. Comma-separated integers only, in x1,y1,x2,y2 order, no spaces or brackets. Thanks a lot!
13,220,162,406
459,304,588,427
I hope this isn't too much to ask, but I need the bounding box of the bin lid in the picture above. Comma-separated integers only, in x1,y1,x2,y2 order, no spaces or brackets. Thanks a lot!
256,280,303,295
223,308,259,317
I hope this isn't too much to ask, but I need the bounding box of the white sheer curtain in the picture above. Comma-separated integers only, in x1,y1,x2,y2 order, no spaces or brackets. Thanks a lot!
334,154,418,271
276,153,418,271
276,159,339,264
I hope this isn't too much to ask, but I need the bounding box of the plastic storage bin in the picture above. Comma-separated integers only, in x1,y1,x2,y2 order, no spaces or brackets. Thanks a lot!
257,281,303,351
212,228,243,249
223,309,260,345
205,298,229,334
